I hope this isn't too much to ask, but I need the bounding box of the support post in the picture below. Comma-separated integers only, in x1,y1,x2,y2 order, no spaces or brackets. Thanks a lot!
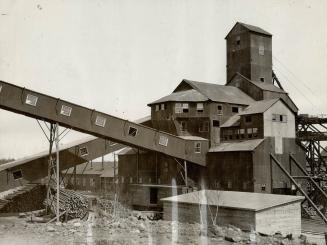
184,160,188,187
55,123,60,223
155,152,158,184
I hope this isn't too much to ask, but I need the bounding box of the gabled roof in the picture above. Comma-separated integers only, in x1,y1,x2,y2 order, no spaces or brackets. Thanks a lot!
225,22,272,39
161,190,304,212
209,139,264,152
170,79,255,105
220,114,241,128
64,161,114,177
148,89,208,105
239,98,280,115
228,73,286,94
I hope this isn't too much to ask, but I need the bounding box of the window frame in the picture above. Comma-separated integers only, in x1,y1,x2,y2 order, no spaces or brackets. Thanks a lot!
194,142,201,153
196,103,204,113
217,104,223,115
25,94,38,106
182,103,189,113
232,106,239,113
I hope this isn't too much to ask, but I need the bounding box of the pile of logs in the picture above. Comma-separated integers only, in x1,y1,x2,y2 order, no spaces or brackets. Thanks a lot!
45,188,89,220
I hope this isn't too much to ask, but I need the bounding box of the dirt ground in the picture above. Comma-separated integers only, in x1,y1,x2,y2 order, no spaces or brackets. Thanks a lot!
0,212,312,245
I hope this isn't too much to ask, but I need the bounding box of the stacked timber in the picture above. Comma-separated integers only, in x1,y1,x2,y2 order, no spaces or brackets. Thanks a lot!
46,188,88,220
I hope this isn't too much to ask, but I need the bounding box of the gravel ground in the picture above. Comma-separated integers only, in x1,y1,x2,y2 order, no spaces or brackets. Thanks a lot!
0,213,311,245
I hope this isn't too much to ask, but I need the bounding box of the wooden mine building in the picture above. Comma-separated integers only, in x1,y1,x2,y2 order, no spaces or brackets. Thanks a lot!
118,22,306,210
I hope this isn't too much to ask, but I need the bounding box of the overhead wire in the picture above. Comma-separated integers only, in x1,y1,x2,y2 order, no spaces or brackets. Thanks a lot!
273,55,317,96
272,56,321,113
272,65,320,113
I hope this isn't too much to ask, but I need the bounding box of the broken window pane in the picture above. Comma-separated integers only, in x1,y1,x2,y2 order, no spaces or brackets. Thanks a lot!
60,105,72,117
128,126,138,137
79,147,89,156
25,94,38,106
95,115,106,127
159,135,168,146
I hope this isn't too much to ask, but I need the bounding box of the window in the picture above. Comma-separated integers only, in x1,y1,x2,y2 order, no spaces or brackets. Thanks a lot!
175,103,182,114
150,188,158,204
196,103,204,112
232,106,239,113
259,45,265,55
180,121,187,132
247,128,253,138
236,36,241,46
245,116,252,123
273,114,287,123
139,177,142,184
121,176,124,184
199,121,209,132
227,129,233,140
260,77,265,82
236,129,240,139
90,178,95,187
60,105,72,117
272,114,277,121
228,181,232,189
160,104,165,110
155,105,160,111
95,115,106,127
129,177,133,183
253,128,258,138
261,184,266,191
25,94,38,106
82,178,86,187
79,147,88,156
213,120,220,127
13,170,23,180
0,85,2,93
280,115,287,123
240,129,245,139
159,135,168,146
182,103,189,113
128,126,138,137
194,142,201,153
217,105,223,115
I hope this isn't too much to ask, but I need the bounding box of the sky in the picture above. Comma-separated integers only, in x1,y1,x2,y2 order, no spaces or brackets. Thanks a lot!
0,0,326,159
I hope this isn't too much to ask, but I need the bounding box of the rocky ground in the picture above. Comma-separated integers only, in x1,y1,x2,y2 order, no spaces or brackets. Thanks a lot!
0,211,310,245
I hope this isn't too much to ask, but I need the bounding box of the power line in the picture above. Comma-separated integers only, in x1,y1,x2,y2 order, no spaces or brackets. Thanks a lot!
273,66,320,113
272,55,317,96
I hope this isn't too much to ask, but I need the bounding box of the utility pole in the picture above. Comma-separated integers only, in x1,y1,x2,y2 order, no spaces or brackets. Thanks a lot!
56,123,60,222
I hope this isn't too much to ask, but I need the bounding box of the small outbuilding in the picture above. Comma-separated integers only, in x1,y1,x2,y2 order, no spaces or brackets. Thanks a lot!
161,190,304,235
